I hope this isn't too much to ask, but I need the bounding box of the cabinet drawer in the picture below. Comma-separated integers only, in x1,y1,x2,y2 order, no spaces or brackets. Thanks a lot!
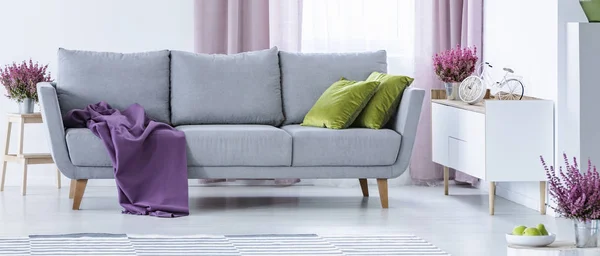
448,137,485,179
432,103,486,179
448,137,468,171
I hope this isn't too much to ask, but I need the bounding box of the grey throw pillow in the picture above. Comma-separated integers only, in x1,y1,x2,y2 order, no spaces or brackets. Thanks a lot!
57,48,171,123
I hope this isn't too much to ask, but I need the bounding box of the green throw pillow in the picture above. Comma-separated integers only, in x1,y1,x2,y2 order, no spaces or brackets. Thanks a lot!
302,79,380,129
353,72,414,129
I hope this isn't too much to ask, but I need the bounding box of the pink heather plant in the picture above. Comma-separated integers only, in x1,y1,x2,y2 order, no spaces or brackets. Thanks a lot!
541,154,600,221
433,45,478,83
1,59,53,102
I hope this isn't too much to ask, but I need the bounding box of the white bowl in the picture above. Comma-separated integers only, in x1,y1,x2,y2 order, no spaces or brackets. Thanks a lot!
506,233,556,247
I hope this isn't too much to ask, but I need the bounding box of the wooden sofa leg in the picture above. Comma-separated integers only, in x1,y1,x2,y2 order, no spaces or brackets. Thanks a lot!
359,179,369,197
72,179,88,210
377,179,388,208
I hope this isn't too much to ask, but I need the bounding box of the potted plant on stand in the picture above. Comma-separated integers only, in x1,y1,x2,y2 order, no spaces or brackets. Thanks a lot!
433,45,478,100
541,154,600,248
1,60,53,114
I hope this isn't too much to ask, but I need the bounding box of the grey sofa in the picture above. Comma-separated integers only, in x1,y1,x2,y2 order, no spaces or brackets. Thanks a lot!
37,47,425,210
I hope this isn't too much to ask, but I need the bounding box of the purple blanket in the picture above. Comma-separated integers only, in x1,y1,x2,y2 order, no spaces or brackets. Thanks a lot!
64,102,189,218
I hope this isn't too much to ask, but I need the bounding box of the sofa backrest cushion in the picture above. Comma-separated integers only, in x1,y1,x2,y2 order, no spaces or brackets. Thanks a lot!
170,48,284,126
280,50,387,125
57,49,171,123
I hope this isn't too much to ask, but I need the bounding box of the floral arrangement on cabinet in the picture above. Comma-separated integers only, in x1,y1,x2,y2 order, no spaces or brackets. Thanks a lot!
432,45,478,100
540,154,600,248
1,60,53,113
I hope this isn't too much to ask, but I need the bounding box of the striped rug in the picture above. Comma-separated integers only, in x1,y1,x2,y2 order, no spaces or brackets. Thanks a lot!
0,234,450,256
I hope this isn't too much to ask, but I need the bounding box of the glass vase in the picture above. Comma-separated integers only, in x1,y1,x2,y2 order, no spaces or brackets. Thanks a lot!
444,82,459,100
574,219,600,248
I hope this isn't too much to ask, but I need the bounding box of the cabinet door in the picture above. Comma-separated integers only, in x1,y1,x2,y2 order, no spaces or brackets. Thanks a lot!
453,107,486,180
485,100,553,181
432,103,486,179
431,103,453,166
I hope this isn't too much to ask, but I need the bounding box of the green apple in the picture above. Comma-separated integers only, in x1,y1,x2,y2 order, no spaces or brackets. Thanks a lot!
512,225,527,235
537,224,549,236
523,227,542,236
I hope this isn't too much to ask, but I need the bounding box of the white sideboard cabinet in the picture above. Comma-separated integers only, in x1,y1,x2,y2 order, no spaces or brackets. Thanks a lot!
430,89,553,215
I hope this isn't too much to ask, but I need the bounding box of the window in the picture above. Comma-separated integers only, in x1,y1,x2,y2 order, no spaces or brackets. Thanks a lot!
301,0,415,75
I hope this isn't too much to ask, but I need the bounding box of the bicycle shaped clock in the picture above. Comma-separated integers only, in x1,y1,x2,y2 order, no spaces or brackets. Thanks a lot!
459,62,525,104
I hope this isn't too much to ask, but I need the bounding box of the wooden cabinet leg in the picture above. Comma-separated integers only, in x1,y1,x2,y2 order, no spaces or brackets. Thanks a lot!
72,179,88,210
489,182,496,215
443,166,449,195
1,122,11,192
69,179,76,199
377,179,388,208
21,160,28,196
56,168,61,189
359,178,369,197
540,181,546,215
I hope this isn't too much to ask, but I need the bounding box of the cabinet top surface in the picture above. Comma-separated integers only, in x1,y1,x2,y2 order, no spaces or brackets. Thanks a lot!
430,89,549,114
432,99,486,113
432,98,549,114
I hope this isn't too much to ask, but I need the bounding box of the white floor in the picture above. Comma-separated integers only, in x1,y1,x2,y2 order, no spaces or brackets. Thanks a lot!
0,184,573,256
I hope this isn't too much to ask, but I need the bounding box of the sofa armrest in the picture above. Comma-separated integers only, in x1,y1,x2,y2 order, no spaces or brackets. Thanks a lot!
390,87,425,177
37,82,78,179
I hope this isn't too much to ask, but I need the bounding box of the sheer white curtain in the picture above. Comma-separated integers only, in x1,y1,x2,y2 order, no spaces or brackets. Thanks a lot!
300,0,415,187
301,0,415,76
269,0,303,52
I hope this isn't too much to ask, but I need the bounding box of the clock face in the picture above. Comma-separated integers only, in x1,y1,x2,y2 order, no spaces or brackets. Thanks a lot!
459,76,485,103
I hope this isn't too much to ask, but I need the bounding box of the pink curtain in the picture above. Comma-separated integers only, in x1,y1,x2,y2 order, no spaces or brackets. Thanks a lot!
411,0,483,185
194,0,270,54
194,0,302,185
194,0,302,54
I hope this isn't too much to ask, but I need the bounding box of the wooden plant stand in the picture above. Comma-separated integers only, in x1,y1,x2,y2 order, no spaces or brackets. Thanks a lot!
1,113,61,195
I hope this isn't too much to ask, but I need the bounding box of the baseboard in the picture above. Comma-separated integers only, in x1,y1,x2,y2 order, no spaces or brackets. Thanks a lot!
478,182,555,216
494,185,539,212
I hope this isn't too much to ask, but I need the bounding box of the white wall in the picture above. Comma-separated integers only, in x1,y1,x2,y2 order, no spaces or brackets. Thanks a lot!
483,0,586,211
0,0,194,187
484,0,559,100
557,0,588,170
483,0,558,211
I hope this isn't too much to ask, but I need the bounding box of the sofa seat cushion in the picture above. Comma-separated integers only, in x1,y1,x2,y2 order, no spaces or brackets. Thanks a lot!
282,125,401,166
176,125,292,167
66,125,293,167
66,128,112,166
170,48,284,126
